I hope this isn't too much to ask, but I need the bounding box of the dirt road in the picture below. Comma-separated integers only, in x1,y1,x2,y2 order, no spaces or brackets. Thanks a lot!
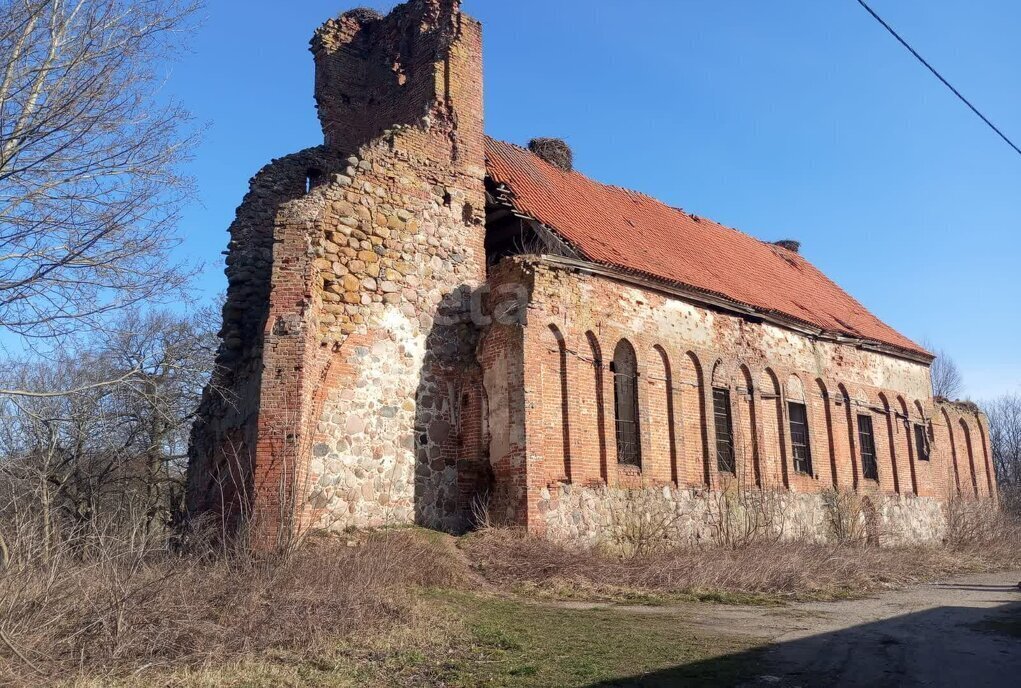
570,571,1021,687
746,571,1021,687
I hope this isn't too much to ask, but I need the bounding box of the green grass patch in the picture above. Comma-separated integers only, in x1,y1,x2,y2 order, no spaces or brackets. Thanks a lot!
416,591,765,687
92,586,767,687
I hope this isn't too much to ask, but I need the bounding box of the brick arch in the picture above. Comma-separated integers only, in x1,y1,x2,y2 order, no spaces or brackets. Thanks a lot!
710,358,728,388
816,378,839,488
914,400,926,420
759,368,788,488
680,351,709,485
650,344,679,485
837,383,860,489
877,392,901,494
912,400,933,495
707,358,741,479
784,373,813,480
941,407,962,495
786,373,806,402
611,338,641,469
897,396,918,494
739,364,762,487
959,417,980,498
583,330,608,484
541,324,571,483
975,414,995,498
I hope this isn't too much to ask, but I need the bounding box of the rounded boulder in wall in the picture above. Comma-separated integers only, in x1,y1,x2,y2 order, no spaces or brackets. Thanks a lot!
428,419,451,444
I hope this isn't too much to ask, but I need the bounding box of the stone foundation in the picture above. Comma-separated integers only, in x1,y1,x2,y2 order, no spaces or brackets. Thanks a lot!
539,483,946,547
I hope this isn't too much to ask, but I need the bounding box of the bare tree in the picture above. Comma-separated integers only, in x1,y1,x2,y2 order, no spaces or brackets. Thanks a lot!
985,393,1021,517
0,306,218,553
926,345,964,400
0,0,200,357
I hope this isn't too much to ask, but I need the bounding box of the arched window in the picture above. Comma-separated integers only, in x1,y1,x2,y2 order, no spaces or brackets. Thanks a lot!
611,340,641,468
786,375,813,476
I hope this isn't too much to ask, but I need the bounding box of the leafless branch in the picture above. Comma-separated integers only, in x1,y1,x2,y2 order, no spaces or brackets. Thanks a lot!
923,341,964,400
0,0,202,360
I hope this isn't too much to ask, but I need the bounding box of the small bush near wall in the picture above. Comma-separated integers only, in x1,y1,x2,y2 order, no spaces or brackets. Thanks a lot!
603,488,682,559
706,479,790,548
943,495,1015,550
821,489,870,545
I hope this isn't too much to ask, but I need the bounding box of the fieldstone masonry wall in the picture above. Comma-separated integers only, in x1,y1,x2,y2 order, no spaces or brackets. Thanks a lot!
188,0,489,544
540,485,947,547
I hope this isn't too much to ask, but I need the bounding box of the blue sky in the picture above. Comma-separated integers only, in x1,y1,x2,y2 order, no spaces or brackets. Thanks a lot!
168,0,1020,400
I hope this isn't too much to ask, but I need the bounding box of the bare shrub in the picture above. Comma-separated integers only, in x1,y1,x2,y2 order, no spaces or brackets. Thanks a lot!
821,488,869,544
705,476,789,548
463,523,1021,604
469,491,493,532
943,495,1017,551
602,488,680,559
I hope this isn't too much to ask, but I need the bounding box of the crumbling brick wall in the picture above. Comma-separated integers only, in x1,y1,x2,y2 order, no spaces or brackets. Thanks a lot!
478,256,996,541
187,0,488,545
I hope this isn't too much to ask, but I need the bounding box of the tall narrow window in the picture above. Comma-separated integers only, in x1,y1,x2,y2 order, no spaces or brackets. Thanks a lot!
914,424,931,462
612,340,641,468
713,388,735,473
858,414,879,480
788,401,813,475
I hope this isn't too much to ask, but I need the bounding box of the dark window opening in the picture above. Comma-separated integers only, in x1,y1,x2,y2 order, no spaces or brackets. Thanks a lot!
612,340,641,468
914,424,931,462
858,414,879,480
713,387,735,473
788,401,813,475
305,168,323,193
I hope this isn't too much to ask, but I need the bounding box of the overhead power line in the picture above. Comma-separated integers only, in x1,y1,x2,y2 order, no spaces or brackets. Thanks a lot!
854,0,1021,158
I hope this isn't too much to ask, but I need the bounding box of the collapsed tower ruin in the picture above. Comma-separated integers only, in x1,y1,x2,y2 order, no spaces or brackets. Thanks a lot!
187,0,996,548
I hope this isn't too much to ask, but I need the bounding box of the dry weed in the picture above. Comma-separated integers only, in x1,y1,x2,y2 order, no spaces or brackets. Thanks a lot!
0,527,464,686
463,519,1021,604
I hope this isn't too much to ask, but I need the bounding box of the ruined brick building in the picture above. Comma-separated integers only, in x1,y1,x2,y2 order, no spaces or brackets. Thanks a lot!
187,0,997,548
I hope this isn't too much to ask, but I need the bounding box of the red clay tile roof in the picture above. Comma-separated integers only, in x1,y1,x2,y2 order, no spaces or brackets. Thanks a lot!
484,137,928,358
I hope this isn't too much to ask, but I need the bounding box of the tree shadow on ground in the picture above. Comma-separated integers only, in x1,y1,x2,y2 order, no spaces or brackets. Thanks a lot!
585,600,1021,688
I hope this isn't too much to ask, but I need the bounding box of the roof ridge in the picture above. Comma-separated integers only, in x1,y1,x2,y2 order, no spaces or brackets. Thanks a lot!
486,136,777,245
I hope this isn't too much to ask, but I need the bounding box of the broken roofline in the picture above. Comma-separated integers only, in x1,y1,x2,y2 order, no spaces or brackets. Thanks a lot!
536,252,933,366
490,221,935,367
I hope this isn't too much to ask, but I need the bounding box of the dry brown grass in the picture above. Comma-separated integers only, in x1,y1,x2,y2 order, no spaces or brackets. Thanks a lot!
3,493,1019,685
462,515,1021,604
0,527,468,686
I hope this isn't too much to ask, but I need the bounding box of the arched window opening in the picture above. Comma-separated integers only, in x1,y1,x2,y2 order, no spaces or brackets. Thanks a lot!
713,387,736,474
611,340,641,468
914,423,931,462
786,375,812,475
858,413,879,481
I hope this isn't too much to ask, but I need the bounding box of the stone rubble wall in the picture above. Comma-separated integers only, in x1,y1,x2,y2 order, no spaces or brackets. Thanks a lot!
187,1,489,542
539,482,947,547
